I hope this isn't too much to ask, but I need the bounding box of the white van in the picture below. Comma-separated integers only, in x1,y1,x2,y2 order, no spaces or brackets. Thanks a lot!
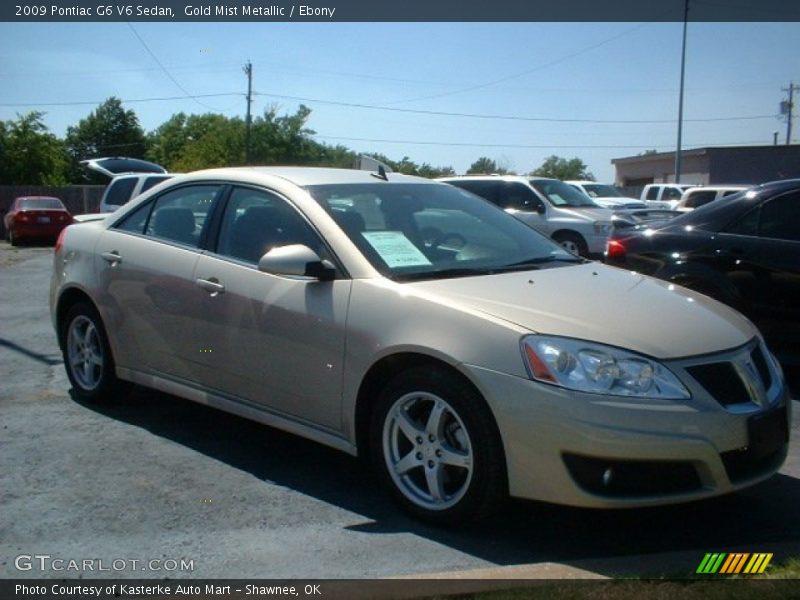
439,175,614,258
675,185,749,212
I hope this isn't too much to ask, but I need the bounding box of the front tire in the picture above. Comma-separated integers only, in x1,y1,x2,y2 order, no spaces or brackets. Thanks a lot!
553,231,588,257
60,302,123,402
370,366,506,525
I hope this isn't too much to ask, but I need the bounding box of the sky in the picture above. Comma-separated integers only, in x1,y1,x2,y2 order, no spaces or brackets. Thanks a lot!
1,20,799,182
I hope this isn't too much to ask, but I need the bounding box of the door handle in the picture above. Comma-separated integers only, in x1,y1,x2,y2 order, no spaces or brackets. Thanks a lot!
101,251,122,265
196,277,225,296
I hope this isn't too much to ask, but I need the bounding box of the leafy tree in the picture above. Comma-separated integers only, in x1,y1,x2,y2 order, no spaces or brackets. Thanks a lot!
467,157,507,175
531,155,594,180
359,153,454,178
250,104,317,165
0,112,68,185
65,97,146,182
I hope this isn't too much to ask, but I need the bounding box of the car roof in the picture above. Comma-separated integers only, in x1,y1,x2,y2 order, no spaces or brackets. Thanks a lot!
187,166,432,187
15,195,62,201
439,175,557,183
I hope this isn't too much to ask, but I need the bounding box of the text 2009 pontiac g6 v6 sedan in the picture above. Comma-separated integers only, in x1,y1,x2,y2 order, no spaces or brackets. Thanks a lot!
50,167,790,524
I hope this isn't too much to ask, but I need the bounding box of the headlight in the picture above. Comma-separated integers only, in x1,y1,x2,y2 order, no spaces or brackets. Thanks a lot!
521,335,690,399
593,220,613,235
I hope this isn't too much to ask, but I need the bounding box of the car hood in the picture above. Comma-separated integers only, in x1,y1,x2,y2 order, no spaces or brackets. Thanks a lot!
554,206,613,221
406,263,754,359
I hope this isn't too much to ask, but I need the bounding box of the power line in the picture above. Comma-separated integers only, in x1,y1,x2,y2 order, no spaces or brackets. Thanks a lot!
379,22,652,106
313,134,771,150
255,91,776,124
126,23,227,112
0,93,241,107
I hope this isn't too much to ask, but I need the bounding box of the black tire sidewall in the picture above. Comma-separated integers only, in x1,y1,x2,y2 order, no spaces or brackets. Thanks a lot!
370,366,506,525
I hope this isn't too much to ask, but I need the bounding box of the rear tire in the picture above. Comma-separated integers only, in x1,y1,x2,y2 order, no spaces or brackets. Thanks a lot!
370,366,506,525
9,229,18,246
60,302,125,402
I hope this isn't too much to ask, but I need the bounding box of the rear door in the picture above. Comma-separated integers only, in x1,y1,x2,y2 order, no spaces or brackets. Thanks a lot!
95,183,224,380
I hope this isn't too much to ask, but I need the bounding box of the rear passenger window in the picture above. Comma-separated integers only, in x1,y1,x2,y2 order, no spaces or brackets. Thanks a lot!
104,178,137,206
684,190,717,209
114,201,153,234
141,176,171,194
145,185,220,248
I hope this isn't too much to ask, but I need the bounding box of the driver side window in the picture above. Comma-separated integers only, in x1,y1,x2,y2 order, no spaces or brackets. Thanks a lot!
216,187,327,264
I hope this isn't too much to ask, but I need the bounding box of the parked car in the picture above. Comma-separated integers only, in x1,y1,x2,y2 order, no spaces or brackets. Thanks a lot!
641,183,695,209
80,156,173,213
565,181,647,210
51,167,789,524
675,185,749,212
606,179,800,365
439,175,614,258
4,196,72,245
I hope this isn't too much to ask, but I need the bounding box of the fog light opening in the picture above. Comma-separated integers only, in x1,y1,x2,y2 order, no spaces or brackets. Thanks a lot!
602,467,614,487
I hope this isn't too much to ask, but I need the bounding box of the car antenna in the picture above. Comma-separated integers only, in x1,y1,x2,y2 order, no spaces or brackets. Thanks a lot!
372,165,389,181
356,155,392,181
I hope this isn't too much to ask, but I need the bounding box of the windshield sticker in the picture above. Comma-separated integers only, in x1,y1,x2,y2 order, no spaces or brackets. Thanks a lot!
362,231,432,268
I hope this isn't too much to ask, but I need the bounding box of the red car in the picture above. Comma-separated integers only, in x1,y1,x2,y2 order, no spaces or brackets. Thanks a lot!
4,196,73,246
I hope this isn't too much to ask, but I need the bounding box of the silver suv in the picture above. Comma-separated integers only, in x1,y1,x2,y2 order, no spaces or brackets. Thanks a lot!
439,175,614,258
81,157,173,213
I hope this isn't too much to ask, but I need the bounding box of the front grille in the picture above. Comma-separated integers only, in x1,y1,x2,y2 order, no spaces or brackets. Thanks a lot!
686,362,751,406
563,454,702,497
685,342,774,408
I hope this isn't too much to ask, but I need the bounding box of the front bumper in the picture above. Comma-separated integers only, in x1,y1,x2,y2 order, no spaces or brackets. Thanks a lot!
585,231,611,256
464,340,789,508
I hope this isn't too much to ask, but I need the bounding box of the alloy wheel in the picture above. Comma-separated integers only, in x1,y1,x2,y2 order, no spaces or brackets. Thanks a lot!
382,391,474,511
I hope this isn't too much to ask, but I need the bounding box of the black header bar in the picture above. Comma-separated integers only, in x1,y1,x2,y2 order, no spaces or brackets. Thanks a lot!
5,0,800,22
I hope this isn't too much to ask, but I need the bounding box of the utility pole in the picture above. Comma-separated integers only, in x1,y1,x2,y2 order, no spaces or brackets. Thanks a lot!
674,0,689,183
781,82,799,145
243,61,253,163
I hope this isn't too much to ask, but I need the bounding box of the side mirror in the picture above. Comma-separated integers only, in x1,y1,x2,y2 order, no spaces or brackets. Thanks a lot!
258,244,336,281
534,203,545,214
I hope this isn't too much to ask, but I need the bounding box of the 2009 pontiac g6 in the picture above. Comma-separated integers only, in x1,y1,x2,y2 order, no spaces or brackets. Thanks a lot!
50,167,790,524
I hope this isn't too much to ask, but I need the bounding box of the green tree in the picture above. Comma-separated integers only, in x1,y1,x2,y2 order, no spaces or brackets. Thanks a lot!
531,155,594,180
65,97,146,182
0,112,68,185
467,157,507,175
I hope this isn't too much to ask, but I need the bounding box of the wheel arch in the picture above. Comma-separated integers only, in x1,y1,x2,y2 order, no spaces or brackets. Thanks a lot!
551,228,585,242
353,352,503,464
55,287,99,348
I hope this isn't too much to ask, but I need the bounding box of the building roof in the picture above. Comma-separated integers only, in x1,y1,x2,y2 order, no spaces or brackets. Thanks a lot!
612,144,800,165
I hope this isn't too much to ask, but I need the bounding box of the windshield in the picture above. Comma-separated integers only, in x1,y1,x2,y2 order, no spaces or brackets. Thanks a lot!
307,182,580,281
530,179,599,208
18,197,64,210
582,184,624,198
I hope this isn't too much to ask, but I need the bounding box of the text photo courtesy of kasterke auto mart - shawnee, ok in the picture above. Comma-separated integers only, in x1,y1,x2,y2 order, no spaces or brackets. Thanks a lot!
1,1,800,598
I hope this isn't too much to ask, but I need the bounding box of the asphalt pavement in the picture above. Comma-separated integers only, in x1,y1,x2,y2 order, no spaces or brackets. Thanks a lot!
1,243,799,581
